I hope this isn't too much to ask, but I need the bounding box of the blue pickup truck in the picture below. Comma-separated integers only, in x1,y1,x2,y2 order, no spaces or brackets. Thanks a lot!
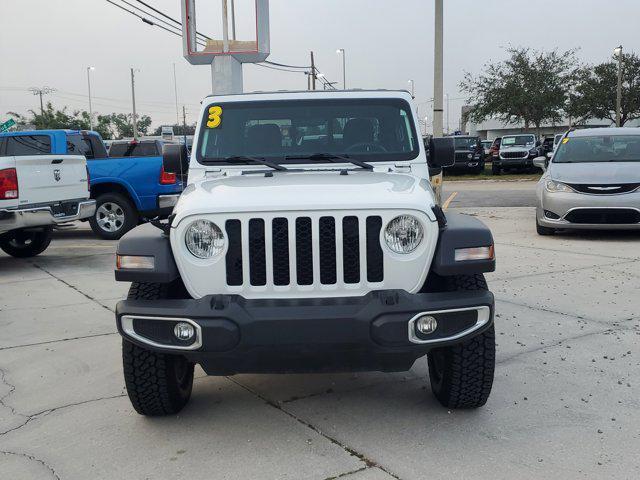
3,130,183,239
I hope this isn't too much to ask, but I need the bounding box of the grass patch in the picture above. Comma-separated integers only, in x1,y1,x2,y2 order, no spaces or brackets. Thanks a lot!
443,164,542,182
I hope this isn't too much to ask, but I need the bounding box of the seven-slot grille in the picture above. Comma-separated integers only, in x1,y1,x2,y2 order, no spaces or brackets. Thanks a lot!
224,215,384,288
500,151,528,159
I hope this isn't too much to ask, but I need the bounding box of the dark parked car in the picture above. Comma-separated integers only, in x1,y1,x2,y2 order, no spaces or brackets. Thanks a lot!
489,137,501,162
445,136,484,173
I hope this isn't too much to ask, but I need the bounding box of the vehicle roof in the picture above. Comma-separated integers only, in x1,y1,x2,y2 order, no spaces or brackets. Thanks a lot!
203,89,414,104
0,129,98,137
568,127,640,137
503,133,535,136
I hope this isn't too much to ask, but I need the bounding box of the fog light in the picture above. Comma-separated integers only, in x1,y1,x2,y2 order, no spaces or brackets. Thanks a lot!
174,322,195,341
415,315,438,335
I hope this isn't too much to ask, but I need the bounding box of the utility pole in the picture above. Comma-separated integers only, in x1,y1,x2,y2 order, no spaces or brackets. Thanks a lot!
29,87,55,116
445,93,450,134
336,49,346,89
87,67,95,131
182,105,188,147
310,51,317,91
614,45,623,127
130,68,139,140
230,0,236,40
432,0,444,205
173,63,180,125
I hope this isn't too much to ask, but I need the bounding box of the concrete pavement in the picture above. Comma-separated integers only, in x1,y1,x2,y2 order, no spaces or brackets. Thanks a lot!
1,201,639,479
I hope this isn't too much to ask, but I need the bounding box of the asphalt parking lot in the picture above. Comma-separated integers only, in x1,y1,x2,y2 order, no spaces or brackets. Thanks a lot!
1,180,639,479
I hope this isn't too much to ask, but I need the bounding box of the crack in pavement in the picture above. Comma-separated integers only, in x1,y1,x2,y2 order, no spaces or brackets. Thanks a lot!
323,466,369,480
227,377,403,480
494,240,639,261
0,331,118,352
488,258,639,282
30,263,115,314
1,450,61,479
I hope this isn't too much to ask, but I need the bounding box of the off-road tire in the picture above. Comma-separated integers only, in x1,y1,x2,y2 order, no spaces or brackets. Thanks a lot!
427,274,495,409
89,192,138,240
122,282,194,416
0,227,53,258
536,219,555,236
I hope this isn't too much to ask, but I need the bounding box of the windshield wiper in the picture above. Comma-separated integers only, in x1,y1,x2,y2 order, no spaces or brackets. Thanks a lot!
286,153,374,170
223,155,288,171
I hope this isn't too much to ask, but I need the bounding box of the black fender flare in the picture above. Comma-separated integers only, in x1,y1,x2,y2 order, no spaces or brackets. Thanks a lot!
115,223,179,283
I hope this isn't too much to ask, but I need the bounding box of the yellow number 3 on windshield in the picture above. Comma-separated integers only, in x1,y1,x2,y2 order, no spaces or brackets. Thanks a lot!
207,106,223,128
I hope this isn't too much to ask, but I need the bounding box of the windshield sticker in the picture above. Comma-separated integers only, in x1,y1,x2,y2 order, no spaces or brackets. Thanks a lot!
207,106,223,129
562,138,570,144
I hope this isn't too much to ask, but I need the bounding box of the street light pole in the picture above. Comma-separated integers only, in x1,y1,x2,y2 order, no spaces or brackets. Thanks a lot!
614,45,623,127
173,63,180,125
337,49,346,89
86,67,95,131
433,0,444,137
408,80,415,98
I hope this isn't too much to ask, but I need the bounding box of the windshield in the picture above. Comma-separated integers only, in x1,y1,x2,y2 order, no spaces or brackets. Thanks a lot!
197,98,419,165
502,135,535,147
553,135,640,163
454,137,479,149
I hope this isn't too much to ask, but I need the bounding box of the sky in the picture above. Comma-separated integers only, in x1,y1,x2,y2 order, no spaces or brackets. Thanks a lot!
1,0,639,133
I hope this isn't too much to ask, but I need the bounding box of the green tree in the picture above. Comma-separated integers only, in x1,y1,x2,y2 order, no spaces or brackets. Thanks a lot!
103,113,152,138
567,52,640,126
152,123,197,136
460,47,580,135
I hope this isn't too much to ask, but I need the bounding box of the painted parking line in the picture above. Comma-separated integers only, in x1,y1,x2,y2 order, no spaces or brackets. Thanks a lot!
442,191,458,210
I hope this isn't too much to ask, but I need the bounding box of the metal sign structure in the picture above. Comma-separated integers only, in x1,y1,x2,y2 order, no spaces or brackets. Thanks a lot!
181,0,270,94
0,118,16,132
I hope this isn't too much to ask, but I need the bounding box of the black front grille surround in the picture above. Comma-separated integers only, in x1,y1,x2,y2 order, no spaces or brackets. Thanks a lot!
565,208,640,225
500,151,528,159
224,215,386,288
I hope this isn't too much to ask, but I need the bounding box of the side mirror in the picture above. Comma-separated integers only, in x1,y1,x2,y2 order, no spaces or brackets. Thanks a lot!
163,143,189,175
533,156,547,171
428,137,455,168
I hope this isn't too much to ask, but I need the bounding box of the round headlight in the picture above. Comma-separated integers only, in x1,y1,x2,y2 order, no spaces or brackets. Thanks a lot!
384,215,424,254
185,220,225,259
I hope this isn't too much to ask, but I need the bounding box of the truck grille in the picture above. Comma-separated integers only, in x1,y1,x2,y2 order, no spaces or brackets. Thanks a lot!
225,215,385,287
500,151,528,159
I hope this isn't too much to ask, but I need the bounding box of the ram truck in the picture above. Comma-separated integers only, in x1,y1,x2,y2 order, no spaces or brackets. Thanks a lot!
0,131,95,257
114,90,497,416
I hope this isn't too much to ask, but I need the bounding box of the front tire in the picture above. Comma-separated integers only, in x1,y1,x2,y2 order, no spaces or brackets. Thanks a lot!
0,227,53,258
89,193,137,240
427,274,495,409
122,282,194,416
491,163,501,175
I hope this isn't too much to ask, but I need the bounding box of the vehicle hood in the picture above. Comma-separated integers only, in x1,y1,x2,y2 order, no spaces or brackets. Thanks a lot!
172,171,436,224
550,162,640,184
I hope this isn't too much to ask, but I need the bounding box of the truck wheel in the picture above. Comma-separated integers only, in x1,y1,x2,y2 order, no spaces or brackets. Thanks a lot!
90,193,137,240
536,219,556,236
427,274,495,409
0,227,53,258
491,164,501,175
122,282,194,416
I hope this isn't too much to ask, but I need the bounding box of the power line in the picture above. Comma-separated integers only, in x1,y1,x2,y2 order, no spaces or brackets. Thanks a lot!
131,0,211,40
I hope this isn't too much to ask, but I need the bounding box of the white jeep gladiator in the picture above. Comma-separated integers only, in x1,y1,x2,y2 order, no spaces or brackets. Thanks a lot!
0,132,95,257
114,90,497,416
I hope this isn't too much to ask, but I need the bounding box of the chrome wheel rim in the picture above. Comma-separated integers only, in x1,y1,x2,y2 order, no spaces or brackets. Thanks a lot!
96,202,125,233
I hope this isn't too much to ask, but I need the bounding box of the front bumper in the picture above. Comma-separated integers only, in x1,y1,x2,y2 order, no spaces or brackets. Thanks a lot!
0,199,96,234
538,190,640,230
116,289,494,374
495,156,534,168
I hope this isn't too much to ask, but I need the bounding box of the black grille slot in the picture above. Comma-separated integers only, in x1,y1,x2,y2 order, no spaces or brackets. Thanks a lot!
366,216,384,282
342,216,360,284
568,183,640,195
319,217,337,285
565,209,640,225
272,218,290,286
249,219,266,286
225,220,243,286
296,217,313,285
